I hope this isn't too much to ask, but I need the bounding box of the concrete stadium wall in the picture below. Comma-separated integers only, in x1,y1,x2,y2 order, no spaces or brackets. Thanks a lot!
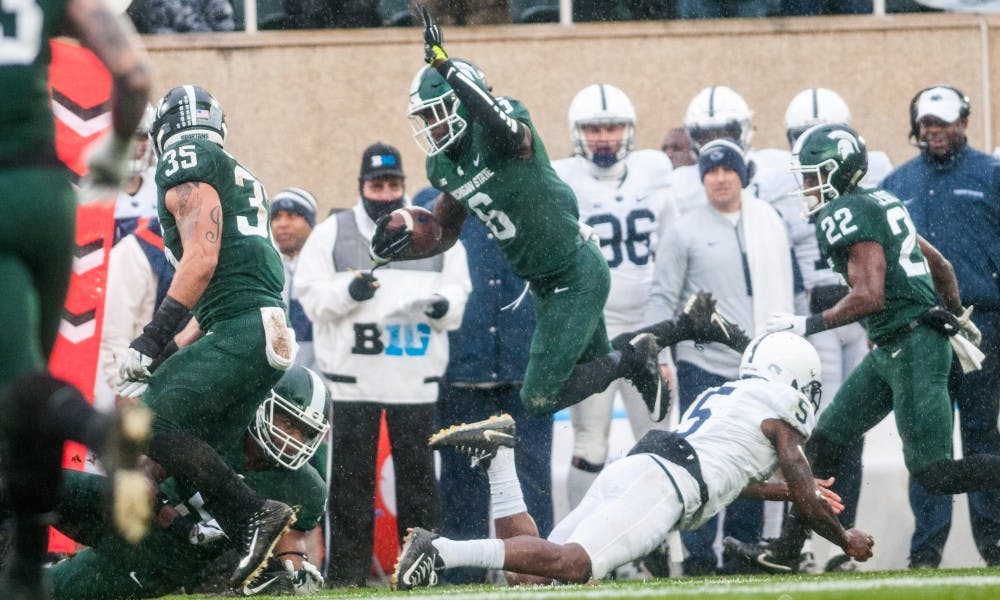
144,13,1000,215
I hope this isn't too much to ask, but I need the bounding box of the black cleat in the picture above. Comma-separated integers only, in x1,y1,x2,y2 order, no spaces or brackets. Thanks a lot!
824,553,857,573
679,291,751,352
391,527,443,591
102,404,153,545
429,414,516,469
723,536,799,574
622,333,668,422
228,500,297,589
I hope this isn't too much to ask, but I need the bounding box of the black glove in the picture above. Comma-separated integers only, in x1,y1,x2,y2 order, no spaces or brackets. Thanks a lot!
370,214,413,264
348,271,379,302
918,306,960,336
420,4,448,65
425,296,449,319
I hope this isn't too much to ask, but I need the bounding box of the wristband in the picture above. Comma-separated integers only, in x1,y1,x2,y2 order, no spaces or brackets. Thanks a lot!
149,296,189,342
805,313,827,336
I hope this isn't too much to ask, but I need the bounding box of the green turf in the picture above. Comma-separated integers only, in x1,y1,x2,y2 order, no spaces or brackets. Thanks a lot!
155,567,1000,599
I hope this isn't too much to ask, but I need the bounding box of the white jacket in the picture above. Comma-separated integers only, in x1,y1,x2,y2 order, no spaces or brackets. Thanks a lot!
295,202,471,405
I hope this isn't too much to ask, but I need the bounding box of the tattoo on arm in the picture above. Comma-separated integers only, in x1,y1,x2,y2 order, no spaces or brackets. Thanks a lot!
207,206,221,244
173,183,204,244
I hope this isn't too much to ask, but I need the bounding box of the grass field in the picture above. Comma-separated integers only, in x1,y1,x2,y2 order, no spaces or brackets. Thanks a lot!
159,567,1000,599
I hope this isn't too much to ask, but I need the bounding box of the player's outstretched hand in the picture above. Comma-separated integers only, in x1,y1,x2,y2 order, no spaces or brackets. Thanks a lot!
420,4,448,66
842,528,874,562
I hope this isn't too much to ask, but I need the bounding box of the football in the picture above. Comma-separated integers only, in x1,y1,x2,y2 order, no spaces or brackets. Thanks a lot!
384,206,443,259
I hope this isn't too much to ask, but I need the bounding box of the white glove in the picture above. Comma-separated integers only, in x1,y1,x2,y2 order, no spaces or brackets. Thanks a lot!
287,559,324,595
956,306,982,347
117,348,154,398
79,132,133,204
765,313,808,336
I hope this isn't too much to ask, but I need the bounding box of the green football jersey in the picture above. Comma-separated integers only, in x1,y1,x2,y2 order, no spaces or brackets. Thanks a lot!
815,188,937,341
155,138,284,330
0,0,66,160
425,98,582,281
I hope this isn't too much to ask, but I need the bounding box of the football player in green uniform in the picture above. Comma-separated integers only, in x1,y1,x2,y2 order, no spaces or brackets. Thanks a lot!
0,0,152,597
728,123,1000,572
115,85,297,590
49,366,329,599
371,5,747,423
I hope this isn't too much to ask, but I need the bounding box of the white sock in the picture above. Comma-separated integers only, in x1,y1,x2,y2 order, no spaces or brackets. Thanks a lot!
488,447,526,519
432,537,506,570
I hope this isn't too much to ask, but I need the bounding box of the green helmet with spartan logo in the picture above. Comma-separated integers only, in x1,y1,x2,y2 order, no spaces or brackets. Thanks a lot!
791,123,868,214
407,59,490,156
248,366,331,470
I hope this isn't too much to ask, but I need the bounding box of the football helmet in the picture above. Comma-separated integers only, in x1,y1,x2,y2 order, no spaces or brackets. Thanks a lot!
784,88,852,147
249,366,331,470
567,83,636,168
739,331,822,410
791,123,868,214
407,60,490,156
128,103,156,178
151,85,227,157
684,85,753,150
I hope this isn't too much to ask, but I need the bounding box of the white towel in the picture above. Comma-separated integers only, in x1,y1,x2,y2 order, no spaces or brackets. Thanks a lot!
741,193,795,333
951,334,985,373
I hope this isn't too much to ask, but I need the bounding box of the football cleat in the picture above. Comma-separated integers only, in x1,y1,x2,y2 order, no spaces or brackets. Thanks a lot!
103,403,154,545
391,527,443,591
824,553,857,573
228,500,297,589
428,414,516,469
622,333,669,423
679,291,751,352
723,536,800,574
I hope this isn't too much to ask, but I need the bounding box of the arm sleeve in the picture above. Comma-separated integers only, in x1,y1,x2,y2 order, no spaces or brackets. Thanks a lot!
293,218,363,322
436,60,525,153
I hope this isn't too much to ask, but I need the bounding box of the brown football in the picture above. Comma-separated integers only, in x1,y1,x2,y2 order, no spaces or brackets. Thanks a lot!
384,206,443,259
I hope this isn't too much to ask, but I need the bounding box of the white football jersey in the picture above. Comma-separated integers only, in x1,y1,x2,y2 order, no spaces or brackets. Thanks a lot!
554,150,677,329
675,377,816,529
862,150,893,188
669,164,706,217
113,166,158,220
747,147,799,206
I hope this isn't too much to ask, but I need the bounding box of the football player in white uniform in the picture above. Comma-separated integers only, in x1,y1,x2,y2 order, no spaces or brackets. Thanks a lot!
391,332,875,589
781,87,894,573
552,83,678,508
113,103,159,243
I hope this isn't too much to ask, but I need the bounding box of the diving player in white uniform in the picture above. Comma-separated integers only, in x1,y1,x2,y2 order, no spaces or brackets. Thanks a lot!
391,332,876,589
552,83,678,508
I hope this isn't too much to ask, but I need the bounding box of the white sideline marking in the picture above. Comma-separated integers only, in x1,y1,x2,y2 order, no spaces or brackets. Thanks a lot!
419,574,1000,598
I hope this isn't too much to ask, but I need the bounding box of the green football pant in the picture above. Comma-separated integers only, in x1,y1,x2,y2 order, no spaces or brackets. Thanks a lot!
521,241,611,414
142,310,285,450
817,325,954,474
0,167,75,385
